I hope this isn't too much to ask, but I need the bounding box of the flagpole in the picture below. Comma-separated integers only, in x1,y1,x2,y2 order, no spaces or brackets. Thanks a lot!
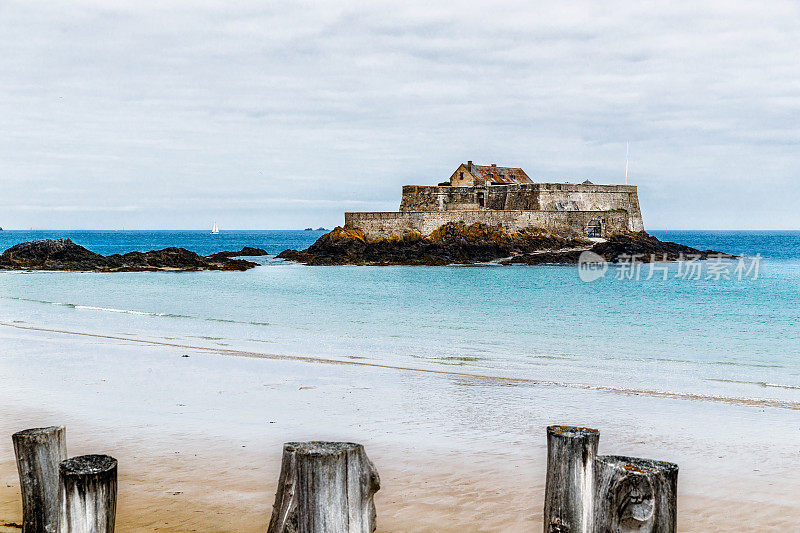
625,141,629,185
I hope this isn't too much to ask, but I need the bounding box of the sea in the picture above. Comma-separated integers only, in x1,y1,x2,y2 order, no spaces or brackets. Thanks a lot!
0,229,799,406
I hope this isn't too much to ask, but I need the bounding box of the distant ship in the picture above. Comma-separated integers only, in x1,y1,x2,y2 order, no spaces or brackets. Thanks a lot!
210,221,219,234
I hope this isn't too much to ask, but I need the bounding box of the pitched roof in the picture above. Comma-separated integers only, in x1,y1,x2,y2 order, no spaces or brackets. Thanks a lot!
467,164,532,184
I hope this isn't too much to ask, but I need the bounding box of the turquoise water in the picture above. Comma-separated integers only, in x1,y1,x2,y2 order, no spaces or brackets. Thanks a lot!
1,230,799,403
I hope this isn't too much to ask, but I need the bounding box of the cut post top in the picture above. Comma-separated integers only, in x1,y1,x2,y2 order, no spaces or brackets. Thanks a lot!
284,441,362,456
60,455,117,477
595,455,678,475
547,425,600,438
13,426,65,439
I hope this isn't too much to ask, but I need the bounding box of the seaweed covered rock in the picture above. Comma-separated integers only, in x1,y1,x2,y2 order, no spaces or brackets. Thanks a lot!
501,231,735,265
0,239,259,272
277,222,590,265
279,224,734,266
105,247,212,270
591,231,734,262
0,239,105,269
105,248,258,271
207,247,269,260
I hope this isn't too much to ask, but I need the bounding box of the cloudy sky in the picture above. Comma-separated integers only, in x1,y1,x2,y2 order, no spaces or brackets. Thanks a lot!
2,0,799,230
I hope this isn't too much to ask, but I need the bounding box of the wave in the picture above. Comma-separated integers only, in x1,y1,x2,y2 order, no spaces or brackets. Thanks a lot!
2,296,272,327
706,378,800,391
2,320,799,412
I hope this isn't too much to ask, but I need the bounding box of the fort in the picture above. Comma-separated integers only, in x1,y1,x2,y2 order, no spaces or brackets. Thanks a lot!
345,161,644,239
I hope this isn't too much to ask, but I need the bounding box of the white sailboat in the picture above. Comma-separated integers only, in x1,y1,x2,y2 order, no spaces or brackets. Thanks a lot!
210,221,219,234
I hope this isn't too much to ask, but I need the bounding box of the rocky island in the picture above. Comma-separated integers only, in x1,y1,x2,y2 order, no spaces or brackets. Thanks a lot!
277,161,732,266
277,222,731,266
1,162,733,270
0,239,267,272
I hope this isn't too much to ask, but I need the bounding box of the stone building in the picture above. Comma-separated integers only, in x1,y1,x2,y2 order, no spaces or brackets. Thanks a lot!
449,161,532,187
345,162,644,239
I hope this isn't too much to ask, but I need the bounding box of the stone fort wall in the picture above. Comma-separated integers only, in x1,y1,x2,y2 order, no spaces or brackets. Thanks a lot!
344,210,630,240
398,183,644,232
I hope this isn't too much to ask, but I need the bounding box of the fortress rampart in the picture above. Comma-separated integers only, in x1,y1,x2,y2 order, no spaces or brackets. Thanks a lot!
342,164,645,240
398,183,643,232
345,210,630,240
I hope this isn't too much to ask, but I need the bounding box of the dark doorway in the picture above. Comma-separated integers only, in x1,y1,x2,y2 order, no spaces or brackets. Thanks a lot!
588,219,602,238
477,192,485,207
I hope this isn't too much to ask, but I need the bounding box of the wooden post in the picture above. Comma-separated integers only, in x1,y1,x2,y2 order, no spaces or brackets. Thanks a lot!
12,426,67,533
59,454,117,533
593,455,678,533
544,425,600,533
267,441,380,533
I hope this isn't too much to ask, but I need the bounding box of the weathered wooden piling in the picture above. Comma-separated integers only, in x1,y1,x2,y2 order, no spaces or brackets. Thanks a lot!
59,454,117,533
12,426,67,533
593,455,678,533
544,425,600,533
267,441,380,533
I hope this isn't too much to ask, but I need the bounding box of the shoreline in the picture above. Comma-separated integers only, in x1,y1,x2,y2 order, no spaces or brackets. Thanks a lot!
2,320,799,411
0,328,799,530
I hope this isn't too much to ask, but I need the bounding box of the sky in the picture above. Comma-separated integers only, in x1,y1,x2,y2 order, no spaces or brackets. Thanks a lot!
2,0,799,230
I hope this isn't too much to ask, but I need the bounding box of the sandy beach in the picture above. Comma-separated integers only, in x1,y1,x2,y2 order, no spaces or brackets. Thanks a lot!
0,323,798,531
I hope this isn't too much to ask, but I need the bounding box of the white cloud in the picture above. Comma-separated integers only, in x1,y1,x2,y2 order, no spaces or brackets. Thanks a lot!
1,0,799,229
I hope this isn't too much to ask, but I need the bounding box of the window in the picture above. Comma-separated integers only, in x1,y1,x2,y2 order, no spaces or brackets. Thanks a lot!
588,219,602,238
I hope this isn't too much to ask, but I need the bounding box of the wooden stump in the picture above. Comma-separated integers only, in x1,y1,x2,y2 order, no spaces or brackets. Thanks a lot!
12,426,67,533
544,425,600,533
59,455,117,533
267,441,380,533
593,455,678,533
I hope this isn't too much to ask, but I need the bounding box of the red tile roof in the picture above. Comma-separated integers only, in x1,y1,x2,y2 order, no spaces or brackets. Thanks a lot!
468,164,532,184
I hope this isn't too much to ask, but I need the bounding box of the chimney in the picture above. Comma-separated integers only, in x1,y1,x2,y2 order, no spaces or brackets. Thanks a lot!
491,163,497,167
467,160,473,172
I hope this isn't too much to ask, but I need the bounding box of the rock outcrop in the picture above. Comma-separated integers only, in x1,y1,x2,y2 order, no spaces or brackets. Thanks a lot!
0,238,106,270
0,239,260,271
277,223,733,266
206,247,269,260
278,223,590,265
502,232,734,265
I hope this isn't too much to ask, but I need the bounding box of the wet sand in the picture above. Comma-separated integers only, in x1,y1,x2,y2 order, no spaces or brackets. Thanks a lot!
0,419,796,532
0,326,799,531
